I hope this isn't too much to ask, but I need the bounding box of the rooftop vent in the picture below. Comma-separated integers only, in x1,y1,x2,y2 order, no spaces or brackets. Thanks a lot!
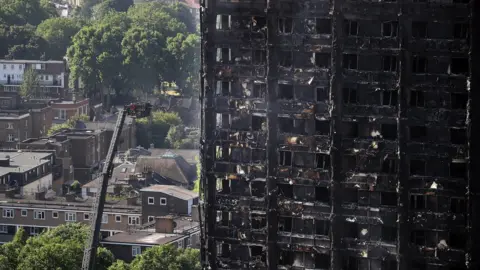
0,158,10,167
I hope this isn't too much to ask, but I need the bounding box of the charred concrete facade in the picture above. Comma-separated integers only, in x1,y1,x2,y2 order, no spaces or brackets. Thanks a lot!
201,0,479,270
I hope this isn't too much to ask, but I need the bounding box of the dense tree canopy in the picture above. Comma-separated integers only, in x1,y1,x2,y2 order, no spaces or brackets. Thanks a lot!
0,224,114,270
108,244,200,270
36,17,81,60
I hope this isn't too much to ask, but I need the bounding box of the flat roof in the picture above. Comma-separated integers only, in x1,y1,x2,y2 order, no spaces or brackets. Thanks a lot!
140,185,198,200
101,231,184,246
0,113,30,120
0,151,52,175
0,60,64,64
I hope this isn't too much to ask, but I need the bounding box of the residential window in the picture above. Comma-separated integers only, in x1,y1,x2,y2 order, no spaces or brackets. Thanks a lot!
412,56,427,73
6,123,13,129
410,160,426,176
450,128,466,144
412,22,428,38
34,210,45,220
343,88,357,104
30,227,42,236
252,50,266,65
148,197,155,205
216,48,231,62
0,225,7,233
115,215,121,222
280,51,292,67
84,213,90,220
411,230,426,245
450,58,469,75
24,131,28,139
148,216,155,223
102,214,108,224
382,91,398,106
132,246,141,257
344,20,358,36
59,109,66,120
410,195,426,210
128,216,140,225
52,211,59,218
410,90,425,107
160,198,167,205
382,55,397,72
315,53,330,68
3,209,14,218
216,15,231,30
343,54,358,69
382,21,398,37
21,209,27,217
65,212,76,222
178,239,184,249
278,17,293,34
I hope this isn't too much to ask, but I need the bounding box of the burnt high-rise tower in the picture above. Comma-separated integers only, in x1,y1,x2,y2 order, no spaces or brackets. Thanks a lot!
200,0,480,269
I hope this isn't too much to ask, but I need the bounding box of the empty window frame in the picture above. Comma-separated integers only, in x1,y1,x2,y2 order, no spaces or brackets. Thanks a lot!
253,83,266,98
411,230,426,245
344,20,358,36
451,93,468,109
409,126,427,141
450,161,466,179
382,55,397,72
278,84,294,99
381,192,397,206
343,54,358,69
315,219,330,235
280,151,292,166
412,56,427,73
216,81,230,96
316,87,329,101
410,160,426,176
412,22,428,38
381,124,397,140
410,194,427,210
450,232,466,249
316,154,330,169
342,88,357,104
316,18,331,34
382,21,398,37
410,90,425,107
315,53,330,68
216,15,231,30
315,187,329,203
450,128,466,144
382,226,397,242
382,91,398,106
278,17,293,34
453,22,469,39
280,51,293,67
278,117,294,132
450,197,466,214
344,222,358,238
216,48,231,62
253,50,266,65
344,188,358,203
315,120,330,135
450,58,469,75
382,158,397,174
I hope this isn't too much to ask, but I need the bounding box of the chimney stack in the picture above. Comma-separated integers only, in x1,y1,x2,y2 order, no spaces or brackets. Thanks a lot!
155,216,176,233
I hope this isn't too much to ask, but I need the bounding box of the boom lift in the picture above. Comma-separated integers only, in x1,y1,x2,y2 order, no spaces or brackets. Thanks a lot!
81,103,152,270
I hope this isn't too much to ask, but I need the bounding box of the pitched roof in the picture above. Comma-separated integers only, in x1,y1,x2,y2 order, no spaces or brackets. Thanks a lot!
149,148,199,164
135,155,196,185
140,185,198,200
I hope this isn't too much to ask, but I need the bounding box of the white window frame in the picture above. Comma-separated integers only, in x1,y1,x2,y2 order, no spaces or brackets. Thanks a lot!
102,214,108,224
34,210,45,220
132,246,141,257
115,215,121,223
3,209,14,218
21,209,27,217
59,109,66,120
128,216,140,225
178,239,183,249
0,225,7,233
6,122,13,129
7,134,14,142
148,216,155,223
30,227,41,236
160,198,167,205
65,212,76,222
84,213,90,220
52,211,59,219
148,197,154,205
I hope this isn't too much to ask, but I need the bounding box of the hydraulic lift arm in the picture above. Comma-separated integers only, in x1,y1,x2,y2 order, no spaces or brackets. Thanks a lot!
82,103,152,270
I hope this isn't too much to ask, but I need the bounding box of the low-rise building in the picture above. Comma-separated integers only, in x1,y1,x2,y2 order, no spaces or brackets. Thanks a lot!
81,116,136,152
0,60,67,99
140,185,198,223
0,113,32,148
0,151,55,194
51,98,90,122
101,215,200,262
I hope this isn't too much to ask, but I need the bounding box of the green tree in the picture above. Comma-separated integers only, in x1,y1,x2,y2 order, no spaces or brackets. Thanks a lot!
136,111,182,148
47,114,89,135
166,125,186,148
193,155,200,193
0,0,56,26
0,224,113,270
36,17,81,60
92,0,133,20
108,245,200,270
20,68,40,100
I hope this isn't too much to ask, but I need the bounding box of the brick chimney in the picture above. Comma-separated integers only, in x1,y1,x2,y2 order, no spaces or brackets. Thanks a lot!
155,216,176,233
